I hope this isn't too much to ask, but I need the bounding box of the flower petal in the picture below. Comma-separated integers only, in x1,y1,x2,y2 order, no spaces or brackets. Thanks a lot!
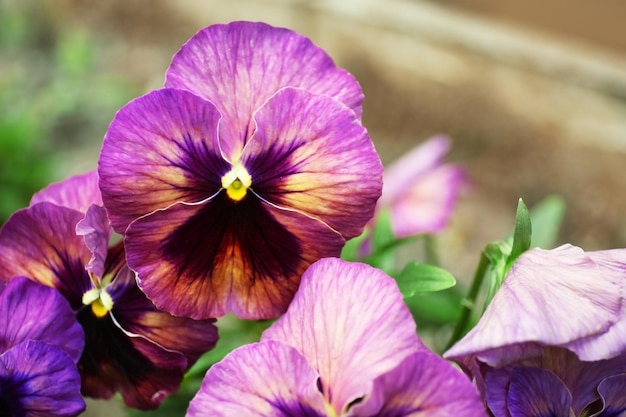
0,276,84,362
262,258,425,413
76,304,188,410
165,21,363,159
108,264,218,366
351,351,486,417
125,194,345,319
445,245,624,366
0,340,85,417
505,367,574,417
380,136,452,204
389,163,465,237
597,374,626,416
76,204,111,279
98,88,226,233
243,88,382,239
0,203,92,308
564,248,626,361
187,341,327,417
30,169,102,213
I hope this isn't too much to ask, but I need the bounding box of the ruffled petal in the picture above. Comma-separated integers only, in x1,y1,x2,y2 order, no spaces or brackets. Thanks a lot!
243,88,382,239
528,348,626,415
0,340,85,417
505,368,574,417
0,276,84,362
187,341,327,417
77,303,188,410
262,258,424,413
76,204,111,279
351,351,486,417
596,374,626,416
445,245,624,367
98,88,226,233
108,264,218,366
0,203,92,307
165,21,363,159
30,169,102,213
125,194,345,319
564,249,626,360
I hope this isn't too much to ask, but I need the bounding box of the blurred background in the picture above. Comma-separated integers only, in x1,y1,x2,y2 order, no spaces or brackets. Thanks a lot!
1,0,625,414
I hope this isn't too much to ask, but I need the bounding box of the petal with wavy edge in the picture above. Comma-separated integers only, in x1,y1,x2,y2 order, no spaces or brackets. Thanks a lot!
564,249,626,361
108,264,218,366
76,204,111,279
262,258,424,414
445,245,624,366
126,194,345,319
98,88,226,233
0,276,84,362
525,348,626,415
165,21,363,159
187,341,327,417
596,374,626,416
243,88,382,239
351,351,486,417
0,341,85,417
505,368,574,417
30,169,102,213
0,203,92,307
77,303,188,410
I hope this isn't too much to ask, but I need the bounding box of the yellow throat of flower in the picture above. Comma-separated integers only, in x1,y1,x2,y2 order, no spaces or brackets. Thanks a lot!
82,287,114,318
221,162,252,201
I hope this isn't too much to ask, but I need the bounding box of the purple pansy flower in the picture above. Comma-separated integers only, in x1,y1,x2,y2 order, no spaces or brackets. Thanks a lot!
377,135,466,238
0,171,219,410
0,276,85,416
483,348,626,416
98,21,383,320
187,258,486,416
445,244,626,416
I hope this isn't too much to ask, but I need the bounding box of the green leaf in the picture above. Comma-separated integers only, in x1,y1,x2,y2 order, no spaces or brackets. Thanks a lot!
394,261,456,298
529,195,565,249
505,198,532,272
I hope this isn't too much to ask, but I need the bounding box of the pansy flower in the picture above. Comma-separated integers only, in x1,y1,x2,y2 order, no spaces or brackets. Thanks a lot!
445,244,626,367
0,170,219,410
186,258,486,416
376,135,466,238
444,244,626,416
483,348,626,417
0,276,85,416
98,21,383,320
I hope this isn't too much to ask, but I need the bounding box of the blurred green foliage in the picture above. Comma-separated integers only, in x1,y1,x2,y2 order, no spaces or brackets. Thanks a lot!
0,1,139,224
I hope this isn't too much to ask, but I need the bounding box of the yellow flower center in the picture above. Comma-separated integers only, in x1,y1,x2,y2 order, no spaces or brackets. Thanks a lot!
221,163,252,201
82,287,114,318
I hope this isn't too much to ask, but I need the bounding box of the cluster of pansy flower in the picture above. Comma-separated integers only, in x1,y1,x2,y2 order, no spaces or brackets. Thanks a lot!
2,18,625,417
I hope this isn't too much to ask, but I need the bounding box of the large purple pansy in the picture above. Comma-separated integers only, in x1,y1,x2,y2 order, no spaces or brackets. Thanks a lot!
187,258,486,416
0,277,85,416
0,171,219,410
98,22,383,320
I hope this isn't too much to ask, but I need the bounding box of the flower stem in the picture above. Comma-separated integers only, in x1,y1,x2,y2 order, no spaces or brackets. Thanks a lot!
444,249,491,351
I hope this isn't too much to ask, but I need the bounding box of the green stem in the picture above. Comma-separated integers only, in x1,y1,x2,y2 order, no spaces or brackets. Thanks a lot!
423,234,440,267
444,249,491,351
